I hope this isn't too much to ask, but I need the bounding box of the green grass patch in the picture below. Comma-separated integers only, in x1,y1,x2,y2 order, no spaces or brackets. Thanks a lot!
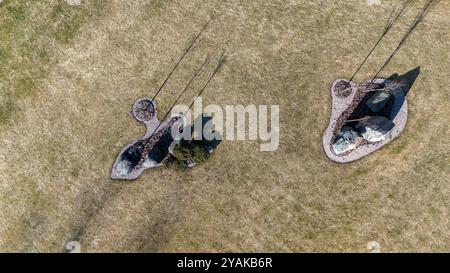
0,47,9,60
6,3,27,22
391,140,408,154
51,2,87,44
0,100,15,124
347,167,369,179
0,0,107,125
143,0,171,19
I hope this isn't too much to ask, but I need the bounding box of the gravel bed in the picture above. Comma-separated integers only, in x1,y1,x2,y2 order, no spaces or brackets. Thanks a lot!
323,79,408,163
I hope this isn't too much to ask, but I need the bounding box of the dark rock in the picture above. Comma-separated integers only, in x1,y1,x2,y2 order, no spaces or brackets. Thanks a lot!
121,146,142,165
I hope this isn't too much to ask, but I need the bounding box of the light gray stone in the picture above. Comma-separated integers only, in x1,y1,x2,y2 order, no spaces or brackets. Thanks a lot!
142,157,159,168
332,127,362,155
366,90,391,113
115,160,131,177
356,116,394,143
205,145,214,155
186,158,197,168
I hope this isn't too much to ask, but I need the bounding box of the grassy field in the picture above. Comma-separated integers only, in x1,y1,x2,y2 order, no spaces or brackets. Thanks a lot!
0,0,448,252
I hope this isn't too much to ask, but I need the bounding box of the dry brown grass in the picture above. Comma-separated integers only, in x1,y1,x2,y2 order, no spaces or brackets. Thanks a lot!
0,0,449,252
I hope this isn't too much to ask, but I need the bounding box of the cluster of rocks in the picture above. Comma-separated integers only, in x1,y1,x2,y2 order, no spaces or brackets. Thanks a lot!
114,119,178,178
323,75,411,163
332,85,396,155
111,98,221,180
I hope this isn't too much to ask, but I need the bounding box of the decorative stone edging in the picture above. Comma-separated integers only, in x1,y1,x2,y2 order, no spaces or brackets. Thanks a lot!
110,98,184,180
323,79,408,163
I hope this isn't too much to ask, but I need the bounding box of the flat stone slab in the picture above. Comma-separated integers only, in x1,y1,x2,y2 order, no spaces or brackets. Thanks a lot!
323,78,408,163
